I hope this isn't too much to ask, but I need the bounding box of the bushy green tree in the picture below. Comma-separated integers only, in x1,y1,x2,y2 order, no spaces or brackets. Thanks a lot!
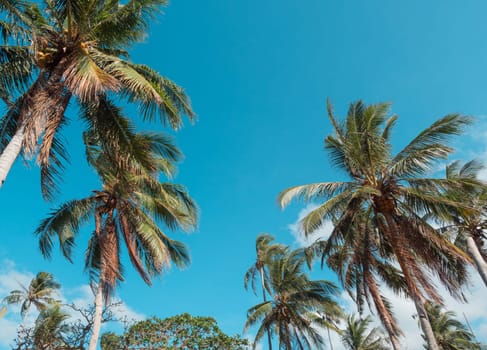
101,313,250,350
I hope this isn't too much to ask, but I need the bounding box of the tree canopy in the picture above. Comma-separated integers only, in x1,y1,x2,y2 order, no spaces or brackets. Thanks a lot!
101,313,250,350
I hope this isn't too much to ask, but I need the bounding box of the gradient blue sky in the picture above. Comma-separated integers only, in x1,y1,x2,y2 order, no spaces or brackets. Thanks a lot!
2,0,487,348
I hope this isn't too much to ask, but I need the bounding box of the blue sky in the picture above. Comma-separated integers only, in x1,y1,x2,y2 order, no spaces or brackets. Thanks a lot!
2,0,487,348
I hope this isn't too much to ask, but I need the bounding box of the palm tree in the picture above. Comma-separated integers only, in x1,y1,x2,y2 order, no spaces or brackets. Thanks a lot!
341,315,390,350
306,212,405,350
439,160,487,287
279,100,481,349
31,305,71,350
424,303,482,350
0,0,194,194
35,100,198,350
244,233,287,350
3,271,60,327
244,248,343,350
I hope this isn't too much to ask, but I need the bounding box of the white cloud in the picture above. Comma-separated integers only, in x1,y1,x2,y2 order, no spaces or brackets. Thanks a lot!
0,260,145,348
0,317,19,348
0,261,36,347
288,203,334,247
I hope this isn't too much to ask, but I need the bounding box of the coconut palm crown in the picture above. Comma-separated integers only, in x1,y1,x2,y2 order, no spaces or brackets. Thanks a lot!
438,160,487,287
0,0,194,196
424,303,482,350
35,97,197,296
341,315,390,350
244,248,343,350
279,100,483,349
244,233,287,350
3,271,60,326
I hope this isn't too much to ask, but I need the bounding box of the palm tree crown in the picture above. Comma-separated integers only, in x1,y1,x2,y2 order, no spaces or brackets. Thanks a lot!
35,97,197,295
244,248,343,350
0,0,194,194
341,315,390,350
3,271,60,326
424,303,482,350
279,100,483,349
439,160,487,286
244,233,287,350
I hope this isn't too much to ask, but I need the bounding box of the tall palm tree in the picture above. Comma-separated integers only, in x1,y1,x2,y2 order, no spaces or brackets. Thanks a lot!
244,233,287,350
279,100,481,350
3,271,60,327
341,315,390,350
424,303,482,350
0,0,194,194
306,211,405,350
439,160,487,287
35,99,198,350
244,249,343,350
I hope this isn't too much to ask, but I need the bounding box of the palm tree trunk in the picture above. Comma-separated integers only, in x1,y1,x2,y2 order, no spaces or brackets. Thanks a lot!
88,283,103,350
465,234,487,287
365,272,401,350
326,323,334,350
384,215,439,350
413,297,439,350
260,266,273,350
0,124,24,187
0,63,68,188
21,306,29,329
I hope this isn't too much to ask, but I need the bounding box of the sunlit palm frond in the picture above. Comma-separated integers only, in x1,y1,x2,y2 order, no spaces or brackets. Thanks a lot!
391,114,471,177
278,181,351,208
128,63,195,127
63,48,120,102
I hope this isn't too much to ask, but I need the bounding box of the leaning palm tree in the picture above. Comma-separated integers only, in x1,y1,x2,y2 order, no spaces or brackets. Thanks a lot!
244,233,287,350
279,100,481,349
424,303,482,350
439,160,487,287
341,315,390,350
244,248,343,350
35,99,198,350
0,0,194,195
3,271,60,327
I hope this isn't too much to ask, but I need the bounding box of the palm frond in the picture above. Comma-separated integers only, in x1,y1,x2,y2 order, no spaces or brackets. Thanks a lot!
63,48,120,102
35,197,96,260
90,0,167,48
278,181,351,208
391,114,472,177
